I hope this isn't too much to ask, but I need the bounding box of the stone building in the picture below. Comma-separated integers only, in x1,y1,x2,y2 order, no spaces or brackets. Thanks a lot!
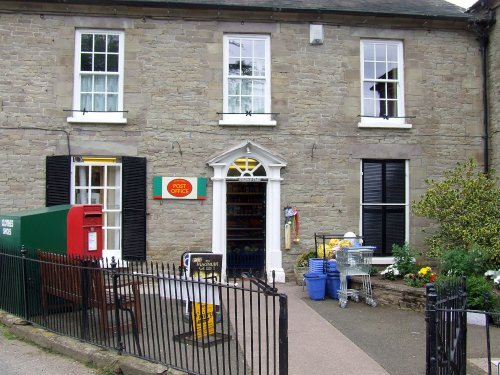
0,0,491,281
468,0,500,173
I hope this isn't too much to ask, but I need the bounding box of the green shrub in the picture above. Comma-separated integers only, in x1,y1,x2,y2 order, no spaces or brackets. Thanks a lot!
466,275,495,310
392,243,417,276
411,160,499,261
438,244,493,277
295,250,316,268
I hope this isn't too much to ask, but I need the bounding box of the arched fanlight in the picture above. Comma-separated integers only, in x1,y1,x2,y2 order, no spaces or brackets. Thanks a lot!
227,157,266,177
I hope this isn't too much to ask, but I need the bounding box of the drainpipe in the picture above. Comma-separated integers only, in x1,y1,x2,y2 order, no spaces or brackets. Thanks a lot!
479,31,489,174
470,10,495,174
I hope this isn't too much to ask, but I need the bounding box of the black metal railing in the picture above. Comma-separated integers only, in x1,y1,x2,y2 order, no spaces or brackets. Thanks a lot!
426,277,499,375
0,245,288,375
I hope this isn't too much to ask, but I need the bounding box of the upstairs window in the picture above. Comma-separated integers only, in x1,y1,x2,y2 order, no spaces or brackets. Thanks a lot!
360,40,408,128
67,30,126,124
220,34,275,126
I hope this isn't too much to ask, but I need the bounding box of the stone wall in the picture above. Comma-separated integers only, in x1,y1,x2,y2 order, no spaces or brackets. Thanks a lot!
350,276,427,311
488,1,500,174
0,2,484,270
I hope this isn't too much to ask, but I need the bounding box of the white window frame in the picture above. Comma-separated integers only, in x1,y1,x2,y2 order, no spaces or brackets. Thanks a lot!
359,159,410,265
359,39,410,129
70,159,123,261
67,29,126,124
219,34,276,126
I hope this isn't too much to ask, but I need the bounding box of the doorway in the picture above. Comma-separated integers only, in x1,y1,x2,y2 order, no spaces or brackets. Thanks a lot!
226,182,266,276
207,140,287,282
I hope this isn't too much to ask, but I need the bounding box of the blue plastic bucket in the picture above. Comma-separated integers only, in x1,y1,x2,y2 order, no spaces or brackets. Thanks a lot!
326,259,337,272
308,258,325,274
304,272,327,300
326,272,341,299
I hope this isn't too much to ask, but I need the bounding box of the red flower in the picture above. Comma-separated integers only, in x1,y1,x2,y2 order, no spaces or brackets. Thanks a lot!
429,273,437,282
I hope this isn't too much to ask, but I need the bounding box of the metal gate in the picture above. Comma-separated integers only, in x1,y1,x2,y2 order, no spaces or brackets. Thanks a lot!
426,278,467,375
426,277,498,375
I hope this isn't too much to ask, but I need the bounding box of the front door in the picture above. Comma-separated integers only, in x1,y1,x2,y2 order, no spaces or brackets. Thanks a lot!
226,181,266,276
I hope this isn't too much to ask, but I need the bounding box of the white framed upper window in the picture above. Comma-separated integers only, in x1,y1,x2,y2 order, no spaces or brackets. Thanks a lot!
219,34,276,126
359,39,410,129
67,30,126,124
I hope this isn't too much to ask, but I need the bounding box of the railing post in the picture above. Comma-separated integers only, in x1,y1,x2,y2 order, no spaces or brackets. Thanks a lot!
279,293,288,375
111,257,123,354
80,258,90,341
484,291,492,375
20,245,30,321
460,277,468,375
426,283,438,375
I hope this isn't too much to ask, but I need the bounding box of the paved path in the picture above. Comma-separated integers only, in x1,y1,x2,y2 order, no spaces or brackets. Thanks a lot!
0,323,98,375
279,283,390,375
282,282,500,375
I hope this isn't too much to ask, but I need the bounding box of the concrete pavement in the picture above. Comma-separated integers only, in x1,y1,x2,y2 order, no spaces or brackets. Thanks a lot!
0,323,98,375
278,283,390,375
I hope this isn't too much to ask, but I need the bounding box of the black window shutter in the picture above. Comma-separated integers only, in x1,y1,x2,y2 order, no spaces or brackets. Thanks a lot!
46,155,71,206
362,160,405,255
122,156,147,261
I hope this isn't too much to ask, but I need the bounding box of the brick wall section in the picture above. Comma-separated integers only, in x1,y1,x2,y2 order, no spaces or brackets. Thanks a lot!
0,4,484,271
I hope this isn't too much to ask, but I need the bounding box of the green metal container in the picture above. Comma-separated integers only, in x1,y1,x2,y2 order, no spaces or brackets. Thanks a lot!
0,205,71,317
0,204,71,253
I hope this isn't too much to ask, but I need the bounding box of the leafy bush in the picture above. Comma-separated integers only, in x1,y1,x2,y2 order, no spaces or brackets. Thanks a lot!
411,160,499,262
392,243,417,276
466,275,496,310
438,244,493,277
295,250,316,268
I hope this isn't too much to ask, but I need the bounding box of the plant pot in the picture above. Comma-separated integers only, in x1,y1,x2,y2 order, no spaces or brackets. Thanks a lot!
294,265,308,286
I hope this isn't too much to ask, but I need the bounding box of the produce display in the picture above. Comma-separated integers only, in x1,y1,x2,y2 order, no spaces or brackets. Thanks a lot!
316,239,352,259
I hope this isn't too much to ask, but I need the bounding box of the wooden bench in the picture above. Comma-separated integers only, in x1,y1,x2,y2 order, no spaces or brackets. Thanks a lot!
38,252,142,333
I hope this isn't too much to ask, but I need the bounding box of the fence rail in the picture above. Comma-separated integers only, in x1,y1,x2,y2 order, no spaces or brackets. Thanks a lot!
0,246,288,375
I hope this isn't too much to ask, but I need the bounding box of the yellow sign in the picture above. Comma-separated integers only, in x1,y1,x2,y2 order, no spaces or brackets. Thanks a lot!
191,302,215,339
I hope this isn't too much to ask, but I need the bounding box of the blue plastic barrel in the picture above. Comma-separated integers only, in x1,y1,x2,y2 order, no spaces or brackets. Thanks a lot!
308,258,325,274
326,271,341,299
304,272,327,300
326,259,337,272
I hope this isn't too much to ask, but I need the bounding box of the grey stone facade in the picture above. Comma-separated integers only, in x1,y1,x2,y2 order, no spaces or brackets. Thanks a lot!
0,1,486,278
487,0,499,173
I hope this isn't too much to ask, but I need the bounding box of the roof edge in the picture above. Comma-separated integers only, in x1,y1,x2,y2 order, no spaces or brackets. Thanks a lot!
20,0,473,22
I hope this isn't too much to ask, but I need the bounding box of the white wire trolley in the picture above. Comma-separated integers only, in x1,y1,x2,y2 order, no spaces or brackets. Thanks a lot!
336,247,377,308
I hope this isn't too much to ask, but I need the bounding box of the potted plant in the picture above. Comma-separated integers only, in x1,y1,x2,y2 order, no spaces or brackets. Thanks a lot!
294,250,316,285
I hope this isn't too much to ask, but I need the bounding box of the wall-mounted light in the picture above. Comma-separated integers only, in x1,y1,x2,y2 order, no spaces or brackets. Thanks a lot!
310,24,324,45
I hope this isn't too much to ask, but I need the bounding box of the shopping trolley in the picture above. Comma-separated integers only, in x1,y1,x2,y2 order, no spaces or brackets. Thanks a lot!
336,246,377,308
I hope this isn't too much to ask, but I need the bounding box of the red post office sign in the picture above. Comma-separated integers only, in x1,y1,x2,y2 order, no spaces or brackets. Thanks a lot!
167,178,193,198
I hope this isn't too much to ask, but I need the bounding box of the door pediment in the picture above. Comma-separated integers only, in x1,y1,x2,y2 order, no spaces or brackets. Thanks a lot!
207,140,287,168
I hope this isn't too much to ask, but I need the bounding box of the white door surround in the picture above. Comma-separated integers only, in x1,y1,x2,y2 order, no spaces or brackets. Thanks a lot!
207,140,287,282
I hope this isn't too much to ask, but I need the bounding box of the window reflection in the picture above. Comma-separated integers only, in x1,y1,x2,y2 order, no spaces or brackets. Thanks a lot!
362,40,402,119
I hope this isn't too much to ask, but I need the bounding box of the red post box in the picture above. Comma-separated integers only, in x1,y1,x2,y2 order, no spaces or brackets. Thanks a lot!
67,204,103,258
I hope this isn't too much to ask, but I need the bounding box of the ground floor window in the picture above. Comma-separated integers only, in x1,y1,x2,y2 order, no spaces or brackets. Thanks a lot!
361,159,408,255
71,158,122,258
46,155,146,260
